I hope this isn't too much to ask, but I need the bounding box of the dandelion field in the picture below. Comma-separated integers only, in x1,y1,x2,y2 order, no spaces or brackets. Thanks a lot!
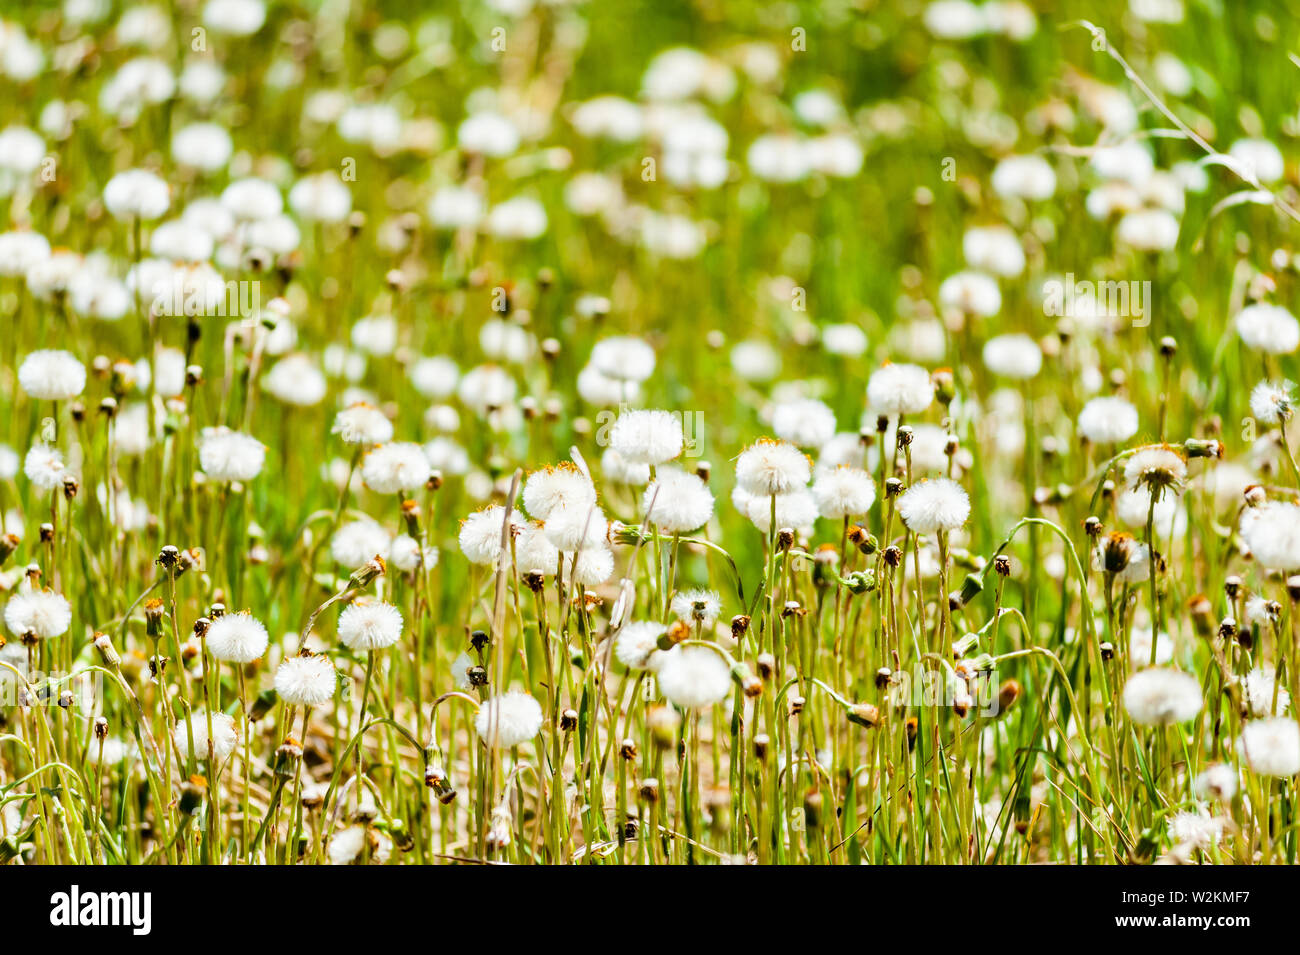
1,0,1300,873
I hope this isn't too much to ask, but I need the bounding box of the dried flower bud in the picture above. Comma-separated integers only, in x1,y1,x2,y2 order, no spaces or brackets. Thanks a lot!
847,702,881,728
730,614,750,639
756,652,775,680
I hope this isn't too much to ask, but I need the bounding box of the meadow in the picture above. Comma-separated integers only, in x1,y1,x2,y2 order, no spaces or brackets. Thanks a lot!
0,0,1298,866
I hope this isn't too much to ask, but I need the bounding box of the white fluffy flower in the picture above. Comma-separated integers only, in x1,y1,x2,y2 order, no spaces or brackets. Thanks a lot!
812,466,876,519
523,464,596,519
457,111,520,157
644,466,714,532
1116,208,1180,251
476,691,544,747
23,444,65,491
590,336,655,382
1243,666,1290,718
18,350,85,401
735,440,811,496
4,590,72,639
867,363,934,416
897,478,970,534
1239,501,1300,570
657,646,732,709
543,503,607,552
362,442,431,494
609,409,683,465
1228,137,1285,183
1077,395,1139,444
1193,764,1238,803
734,486,819,534
263,354,327,407
1122,668,1203,725
459,505,524,565
514,523,560,575
390,534,437,573
963,224,1024,277
670,588,721,627
566,546,615,586
1236,303,1300,354
174,711,239,761
204,611,269,663
1249,380,1295,425
1238,718,1300,776
772,398,837,448
199,427,265,482
332,403,393,445
615,621,668,671
938,270,1001,317
601,447,650,486
331,519,391,567
337,600,403,651
1123,445,1187,491
103,169,170,220
990,154,1056,200
982,333,1041,379
275,654,337,706
1167,809,1226,850
288,171,352,223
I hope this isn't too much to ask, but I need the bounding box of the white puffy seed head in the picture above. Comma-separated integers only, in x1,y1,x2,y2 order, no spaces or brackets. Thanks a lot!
4,590,72,639
174,711,239,761
657,646,732,709
361,442,431,494
897,478,970,534
670,588,721,627
982,333,1042,379
18,350,86,401
1239,501,1300,570
459,505,524,565
867,363,935,416
735,439,811,496
1122,668,1203,726
523,463,597,519
1236,303,1300,354
337,599,403,651
1249,380,1295,425
199,427,266,482
332,403,394,445
476,691,544,748
644,466,714,532
1238,718,1300,777
1077,395,1139,444
543,503,607,552
205,611,269,663
812,466,876,519
615,621,668,671
275,654,337,706
609,409,684,465
771,398,837,448
590,336,655,382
